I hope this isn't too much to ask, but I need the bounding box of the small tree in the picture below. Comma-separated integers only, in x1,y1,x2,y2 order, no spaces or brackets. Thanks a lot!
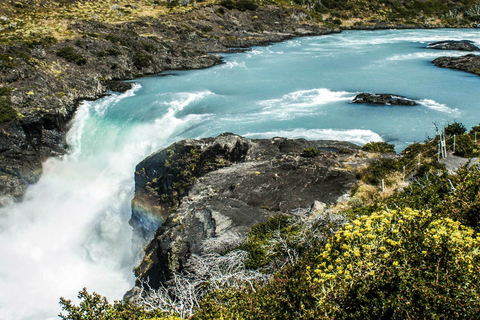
444,121,466,136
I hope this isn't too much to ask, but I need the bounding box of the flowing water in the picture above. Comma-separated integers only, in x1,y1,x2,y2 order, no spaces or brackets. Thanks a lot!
0,29,479,319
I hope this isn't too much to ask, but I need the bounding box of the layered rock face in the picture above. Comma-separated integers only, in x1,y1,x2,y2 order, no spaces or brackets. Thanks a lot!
0,5,336,204
131,133,364,288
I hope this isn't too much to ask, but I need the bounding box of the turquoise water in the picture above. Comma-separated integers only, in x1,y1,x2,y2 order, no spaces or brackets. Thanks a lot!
0,29,479,319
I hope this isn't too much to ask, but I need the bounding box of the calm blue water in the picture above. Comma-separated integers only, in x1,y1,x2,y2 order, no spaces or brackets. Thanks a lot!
0,29,479,319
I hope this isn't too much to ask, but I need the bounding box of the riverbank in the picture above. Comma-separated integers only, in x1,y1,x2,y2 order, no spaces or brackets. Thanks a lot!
0,4,337,204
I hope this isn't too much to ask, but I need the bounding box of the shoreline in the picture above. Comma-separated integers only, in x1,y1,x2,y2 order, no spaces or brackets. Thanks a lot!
0,4,478,203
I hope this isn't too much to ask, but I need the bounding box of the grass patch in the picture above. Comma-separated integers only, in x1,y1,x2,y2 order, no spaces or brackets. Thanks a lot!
56,46,87,65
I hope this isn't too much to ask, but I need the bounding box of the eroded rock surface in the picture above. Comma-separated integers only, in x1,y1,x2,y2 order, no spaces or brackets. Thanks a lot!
427,40,480,51
131,133,365,288
433,54,480,76
352,93,417,106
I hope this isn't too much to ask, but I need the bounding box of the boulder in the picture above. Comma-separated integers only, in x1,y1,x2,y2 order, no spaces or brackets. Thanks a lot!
427,40,480,51
131,133,364,288
352,93,417,106
433,54,480,76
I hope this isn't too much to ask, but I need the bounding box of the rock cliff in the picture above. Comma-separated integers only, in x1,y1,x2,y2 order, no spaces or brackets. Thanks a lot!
130,133,367,289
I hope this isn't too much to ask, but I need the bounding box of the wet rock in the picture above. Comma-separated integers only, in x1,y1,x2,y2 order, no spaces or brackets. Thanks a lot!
352,93,417,106
107,81,133,93
131,133,364,288
433,54,480,76
427,40,480,51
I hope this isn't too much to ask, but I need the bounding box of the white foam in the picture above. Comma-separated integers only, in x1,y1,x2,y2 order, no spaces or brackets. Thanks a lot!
0,87,212,319
93,83,141,116
388,51,478,61
258,88,354,120
418,99,460,114
244,128,383,145
221,60,246,69
158,90,214,111
319,30,480,49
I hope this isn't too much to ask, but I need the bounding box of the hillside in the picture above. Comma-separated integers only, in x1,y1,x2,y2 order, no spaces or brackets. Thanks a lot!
1,0,480,45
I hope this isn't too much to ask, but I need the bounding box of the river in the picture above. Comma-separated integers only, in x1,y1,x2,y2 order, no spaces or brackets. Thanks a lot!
0,29,479,319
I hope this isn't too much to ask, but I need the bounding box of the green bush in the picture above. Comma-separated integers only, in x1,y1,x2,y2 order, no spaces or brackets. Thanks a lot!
453,134,475,157
0,96,17,122
0,53,16,68
301,147,320,158
239,214,293,268
307,208,480,319
220,0,259,11
0,87,11,96
361,141,395,153
141,41,156,52
133,51,152,69
26,36,58,48
196,209,480,319
59,288,177,320
444,121,467,136
357,158,398,185
56,46,87,65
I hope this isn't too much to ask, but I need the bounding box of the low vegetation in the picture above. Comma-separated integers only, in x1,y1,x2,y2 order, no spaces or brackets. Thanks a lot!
60,122,480,319
361,141,395,153
56,46,87,65
1,0,480,44
0,87,17,122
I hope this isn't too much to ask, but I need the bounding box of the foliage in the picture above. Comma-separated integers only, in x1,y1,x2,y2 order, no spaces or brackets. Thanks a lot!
307,208,480,319
361,141,395,153
59,288,178,320
239,214,294,268
56,46,87,65
0,53,16,68
97,48,122,57
453,134,475,157
196,209,480,319
0,88,16,122
194,213,347,320
357,158,398,185
301,147,320,158
352,163,480,233
220,0,259,11
444,121,467,136
133,51,153,69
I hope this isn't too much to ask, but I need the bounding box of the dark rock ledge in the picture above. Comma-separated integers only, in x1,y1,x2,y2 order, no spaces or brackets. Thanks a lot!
130,133,372,289
433,54,480,76
352,93,417,106
427,40,480,51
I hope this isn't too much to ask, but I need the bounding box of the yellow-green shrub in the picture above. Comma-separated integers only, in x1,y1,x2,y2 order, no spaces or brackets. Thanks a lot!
309,208,480,319
196,208,480,319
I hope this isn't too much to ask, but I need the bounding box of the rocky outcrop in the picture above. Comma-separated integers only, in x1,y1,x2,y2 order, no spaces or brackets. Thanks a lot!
131,133,365,288
351,93,417,106
427,40,480,51
0,5,338,203
433,54,480,76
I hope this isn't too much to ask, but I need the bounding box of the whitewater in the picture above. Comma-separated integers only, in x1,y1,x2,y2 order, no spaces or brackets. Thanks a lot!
0,29,479,319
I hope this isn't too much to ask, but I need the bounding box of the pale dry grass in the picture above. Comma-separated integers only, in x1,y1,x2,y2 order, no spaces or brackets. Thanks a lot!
0,0,217,42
